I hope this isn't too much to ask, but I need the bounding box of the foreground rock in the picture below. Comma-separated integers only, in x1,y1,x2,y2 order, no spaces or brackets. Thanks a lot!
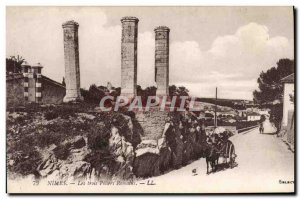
7,108,208,181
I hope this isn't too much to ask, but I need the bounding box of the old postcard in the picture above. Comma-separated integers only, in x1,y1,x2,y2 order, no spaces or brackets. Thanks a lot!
6,6,295,194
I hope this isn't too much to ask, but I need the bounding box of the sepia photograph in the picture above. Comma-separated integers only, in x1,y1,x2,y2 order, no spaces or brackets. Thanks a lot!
5,6,295,194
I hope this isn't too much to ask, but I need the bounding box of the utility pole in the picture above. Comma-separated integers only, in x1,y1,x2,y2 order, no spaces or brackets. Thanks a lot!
215,87,218,128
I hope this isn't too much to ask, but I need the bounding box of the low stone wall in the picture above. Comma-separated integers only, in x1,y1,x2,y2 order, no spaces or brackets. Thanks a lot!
135,111,169,140
6,74,65,107
41,76,66,104
133,111,206,177
6,74,25,108
206,126,237,134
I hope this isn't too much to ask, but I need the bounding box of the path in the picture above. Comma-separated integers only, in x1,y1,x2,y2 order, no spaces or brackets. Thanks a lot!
141,119,294,193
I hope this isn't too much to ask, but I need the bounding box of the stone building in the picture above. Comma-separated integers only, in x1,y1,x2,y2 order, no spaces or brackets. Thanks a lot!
281,73,294,146
120,17,139,98
281,73,294,127
154,26,170,96
62,20,83,102
6,62,65,107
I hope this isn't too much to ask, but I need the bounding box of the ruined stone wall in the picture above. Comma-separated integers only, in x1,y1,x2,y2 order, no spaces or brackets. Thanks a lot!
133,110,206,177
6,74,65,107
41,77,66,104
155,26,170,96
121,17,139,97
6,75,25,108
135,111,169,140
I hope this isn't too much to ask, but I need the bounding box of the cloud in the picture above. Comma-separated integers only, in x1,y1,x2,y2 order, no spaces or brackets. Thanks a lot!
168,22,293,99
170,41,203,83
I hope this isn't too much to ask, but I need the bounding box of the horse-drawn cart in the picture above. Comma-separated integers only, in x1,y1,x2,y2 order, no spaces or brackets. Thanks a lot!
205,128,237,174
218,139,237,168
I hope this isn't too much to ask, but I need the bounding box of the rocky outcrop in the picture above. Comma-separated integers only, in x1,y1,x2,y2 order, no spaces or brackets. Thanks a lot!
7,109,207,181
131,112,208,178
109,126,135,180
36,136,92,180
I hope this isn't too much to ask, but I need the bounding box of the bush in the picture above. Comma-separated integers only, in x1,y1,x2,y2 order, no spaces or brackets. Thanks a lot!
36,132,60,148
87,121,110,150
10,150,42,176
44,111,59,120
269,104,283,133
81,84,106,104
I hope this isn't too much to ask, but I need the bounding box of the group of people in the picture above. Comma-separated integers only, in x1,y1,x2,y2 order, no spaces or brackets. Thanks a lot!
177,115,234,157
163,113,236,173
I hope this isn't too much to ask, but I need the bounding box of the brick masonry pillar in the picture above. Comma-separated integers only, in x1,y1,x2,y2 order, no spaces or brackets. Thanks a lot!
21,61,30,101
155,26,170,96
120,16,139,98
32,63,43,103
62,20,83,102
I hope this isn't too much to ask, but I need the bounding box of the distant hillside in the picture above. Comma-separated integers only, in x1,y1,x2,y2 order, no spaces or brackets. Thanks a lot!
195,98,253,110
191,100,233,112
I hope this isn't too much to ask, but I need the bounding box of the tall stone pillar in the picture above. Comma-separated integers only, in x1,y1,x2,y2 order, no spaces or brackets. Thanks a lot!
62,20,83,102
155,26,170,96
120,16,139,98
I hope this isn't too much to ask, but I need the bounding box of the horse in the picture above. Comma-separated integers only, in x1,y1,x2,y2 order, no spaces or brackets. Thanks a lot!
204,143,220,174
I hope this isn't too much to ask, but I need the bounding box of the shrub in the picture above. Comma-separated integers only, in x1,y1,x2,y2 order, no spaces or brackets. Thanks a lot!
36,132,60,148
10,150,42,176
44,111,59,120
87,124,110,150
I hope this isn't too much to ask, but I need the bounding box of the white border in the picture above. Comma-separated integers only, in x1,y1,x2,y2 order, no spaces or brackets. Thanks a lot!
1,1,298,198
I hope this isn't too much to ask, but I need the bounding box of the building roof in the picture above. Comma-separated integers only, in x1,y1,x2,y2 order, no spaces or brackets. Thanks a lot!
6,73,65,89
42,75,65,88
247,112,261,116
281,73,294,83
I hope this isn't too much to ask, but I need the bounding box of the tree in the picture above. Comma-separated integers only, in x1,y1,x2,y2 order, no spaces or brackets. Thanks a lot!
253,59,294,104
269,103,283,134
260,115,266,122
6,55,25,74
136,85,157,106
80,84,106,104
169,85,189,97
253,58,294,134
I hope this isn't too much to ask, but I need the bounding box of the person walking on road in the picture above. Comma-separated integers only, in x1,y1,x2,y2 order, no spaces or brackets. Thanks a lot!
259,122,264,134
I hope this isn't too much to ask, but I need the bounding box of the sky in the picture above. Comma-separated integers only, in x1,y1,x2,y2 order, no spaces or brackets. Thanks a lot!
6,6,294,100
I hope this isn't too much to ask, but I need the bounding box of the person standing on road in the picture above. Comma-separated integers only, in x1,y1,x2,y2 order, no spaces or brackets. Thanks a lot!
259,122,264,134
